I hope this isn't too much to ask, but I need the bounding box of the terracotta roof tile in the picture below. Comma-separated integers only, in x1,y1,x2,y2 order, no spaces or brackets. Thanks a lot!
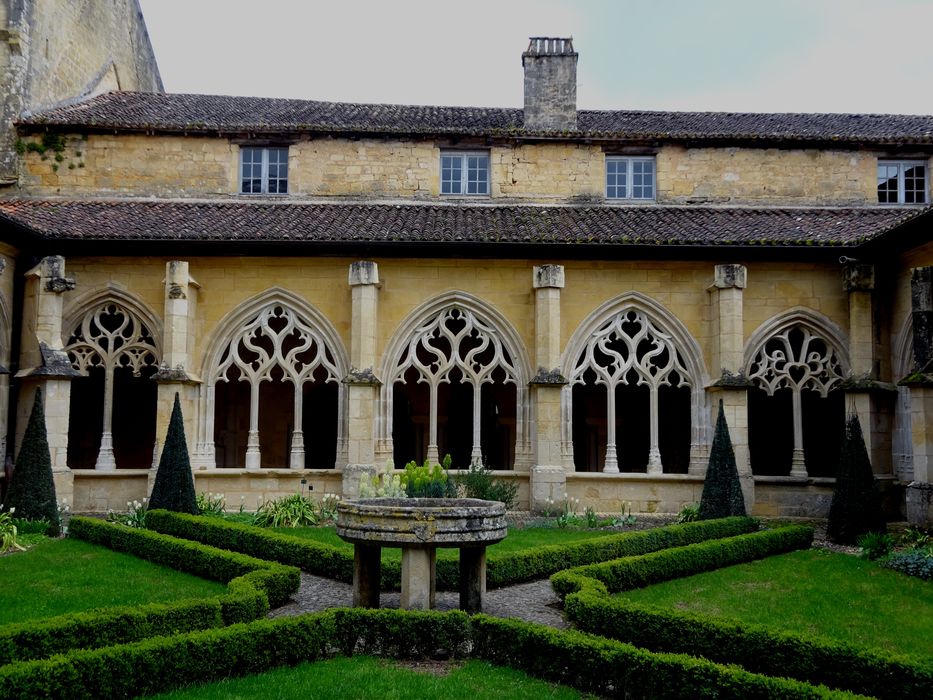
20,92,933,144
0,199,924,248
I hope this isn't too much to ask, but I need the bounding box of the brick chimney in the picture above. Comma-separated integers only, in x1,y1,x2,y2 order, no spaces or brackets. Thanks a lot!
522,37,578,131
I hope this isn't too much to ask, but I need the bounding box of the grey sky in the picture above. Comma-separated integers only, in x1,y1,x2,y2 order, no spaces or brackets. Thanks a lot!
138,0,933,115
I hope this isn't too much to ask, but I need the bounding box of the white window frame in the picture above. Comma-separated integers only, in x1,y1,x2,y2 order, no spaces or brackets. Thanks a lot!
606,156,656,201
877,159,927,204
240,146,289,195
440,151,490,196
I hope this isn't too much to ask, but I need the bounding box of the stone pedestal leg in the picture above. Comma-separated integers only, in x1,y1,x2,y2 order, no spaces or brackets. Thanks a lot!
459,546,487,613
400,547,436,610
353,544,381,608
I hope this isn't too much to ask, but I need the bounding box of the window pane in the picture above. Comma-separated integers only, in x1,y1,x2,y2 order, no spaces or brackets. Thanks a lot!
876,163,899,202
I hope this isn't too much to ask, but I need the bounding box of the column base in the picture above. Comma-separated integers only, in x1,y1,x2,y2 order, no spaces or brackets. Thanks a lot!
529,465,567,512
906,482,933,527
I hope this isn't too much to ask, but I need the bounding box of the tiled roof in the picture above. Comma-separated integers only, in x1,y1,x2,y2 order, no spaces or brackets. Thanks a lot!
0,199,924,248
20,91,933,144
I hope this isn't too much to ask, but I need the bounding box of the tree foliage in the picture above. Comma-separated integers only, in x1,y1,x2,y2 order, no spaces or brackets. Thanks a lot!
698,400,747,520
827,414,885,544
148,393,198,514
2,388,59,533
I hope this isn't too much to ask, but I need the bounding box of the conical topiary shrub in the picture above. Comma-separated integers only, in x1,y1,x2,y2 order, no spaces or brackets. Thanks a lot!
2,388,59,534
698,400,747,520
827,414,885,544
148,393,198,514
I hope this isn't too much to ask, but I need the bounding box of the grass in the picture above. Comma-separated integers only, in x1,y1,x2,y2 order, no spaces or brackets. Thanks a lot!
272,525,621,563
148,656,596,700
0,537,227,625
615,548,933,660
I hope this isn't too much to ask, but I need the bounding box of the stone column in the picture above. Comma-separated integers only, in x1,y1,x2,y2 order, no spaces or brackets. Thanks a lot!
841,263,895,476
529,265,568,512
343,262,381,496
152,262,200,482
707,264,754,511
14,256,80,503
904,267,933,526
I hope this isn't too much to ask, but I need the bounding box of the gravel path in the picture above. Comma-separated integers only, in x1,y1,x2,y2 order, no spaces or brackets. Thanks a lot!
268,573,568,629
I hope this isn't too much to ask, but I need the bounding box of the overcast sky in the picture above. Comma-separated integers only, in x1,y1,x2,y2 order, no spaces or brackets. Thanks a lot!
137,0,933,115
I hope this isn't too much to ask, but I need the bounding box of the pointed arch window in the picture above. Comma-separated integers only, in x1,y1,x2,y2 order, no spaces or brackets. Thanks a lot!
213,303,340,468
388,307,518,468
65,302,160,470
747,324,846,477
569,308,691,473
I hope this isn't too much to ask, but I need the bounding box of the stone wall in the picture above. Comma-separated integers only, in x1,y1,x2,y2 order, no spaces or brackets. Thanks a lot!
0,0,161,180
17,133,920,206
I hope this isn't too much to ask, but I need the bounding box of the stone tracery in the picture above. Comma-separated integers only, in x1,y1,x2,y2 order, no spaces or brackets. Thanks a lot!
65,302,160,470
569,308,691,473
213,303,340,468
388,306,519,466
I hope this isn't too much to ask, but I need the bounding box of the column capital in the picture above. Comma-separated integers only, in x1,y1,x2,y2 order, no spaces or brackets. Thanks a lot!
349,261,380,287
533,264,565,289
842,263,874,292
712,263,746,290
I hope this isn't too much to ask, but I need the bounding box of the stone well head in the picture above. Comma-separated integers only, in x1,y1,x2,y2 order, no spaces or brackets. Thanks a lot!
336,497,507,548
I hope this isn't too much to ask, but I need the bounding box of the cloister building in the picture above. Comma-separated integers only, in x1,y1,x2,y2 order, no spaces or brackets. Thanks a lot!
0,4,931,524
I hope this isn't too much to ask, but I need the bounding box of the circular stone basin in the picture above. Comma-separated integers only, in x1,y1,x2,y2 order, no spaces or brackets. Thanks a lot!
336,497,507,548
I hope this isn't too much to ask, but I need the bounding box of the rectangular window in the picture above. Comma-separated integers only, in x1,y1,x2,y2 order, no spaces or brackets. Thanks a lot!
606,156,655,200
240,147,289,194
877,159,927,204
441,151,489,195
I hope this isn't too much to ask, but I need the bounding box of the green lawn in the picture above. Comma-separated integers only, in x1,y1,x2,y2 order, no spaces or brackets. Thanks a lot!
148,656,596,700
615,548,933,660
0,537,227,625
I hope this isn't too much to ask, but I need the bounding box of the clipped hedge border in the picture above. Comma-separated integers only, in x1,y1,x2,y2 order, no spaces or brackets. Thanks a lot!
0,608,854,700
0,518,300,666
145,510,759,589
551,525,814,597
554,526,933,699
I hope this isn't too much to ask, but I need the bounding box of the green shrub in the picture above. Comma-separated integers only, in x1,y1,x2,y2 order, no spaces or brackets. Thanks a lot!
883,550,933,580
401,455,457,498
196,492,227,517
698,400,747,520
550,526,813,598
254,494,319,528
457,460,518,509
1,389,59,535
0,510,24,553
856,531,895,560
677,503,700,523
9,518,52,535
827,414,885,545
68,517,299,608
148,393,198,515
564,593,931,699
0,610,850,700
470,615,851,699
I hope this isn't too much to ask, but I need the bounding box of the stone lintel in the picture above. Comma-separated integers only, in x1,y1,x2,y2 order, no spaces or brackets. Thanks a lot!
344,368,382,386
711,263,747,290
15,341,80,379
529,367,567,385
533,264,565,289
842,263,875,292
349,260,380,286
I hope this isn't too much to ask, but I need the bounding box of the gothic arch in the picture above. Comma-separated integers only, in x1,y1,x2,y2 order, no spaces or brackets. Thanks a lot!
62,287,162,470
195,287,349,469
376,291,533,470
561,292,710,474
744,307,850,477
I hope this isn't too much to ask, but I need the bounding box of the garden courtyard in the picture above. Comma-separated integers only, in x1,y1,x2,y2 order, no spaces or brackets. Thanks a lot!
0,503,930,699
